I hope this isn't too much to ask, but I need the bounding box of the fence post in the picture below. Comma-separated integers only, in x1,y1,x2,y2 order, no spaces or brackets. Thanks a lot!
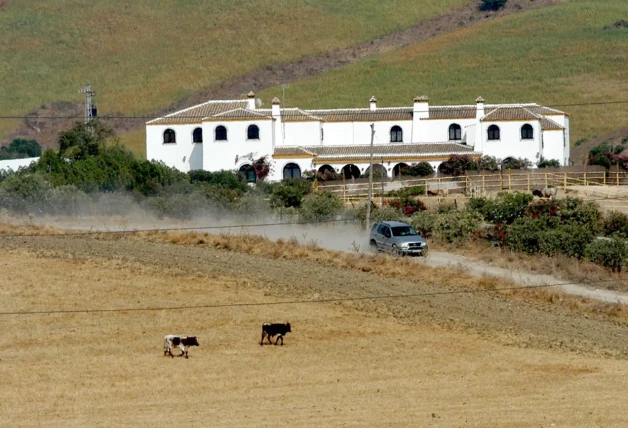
544,172,548,188
508,170,512,190
617,164,620,186
584,172,588,186
482,174,486,194
563,172,567,191
527,171,530,192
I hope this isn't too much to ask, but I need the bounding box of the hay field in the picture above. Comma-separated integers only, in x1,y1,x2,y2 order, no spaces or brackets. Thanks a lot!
260,0,628,144
2,233,628,426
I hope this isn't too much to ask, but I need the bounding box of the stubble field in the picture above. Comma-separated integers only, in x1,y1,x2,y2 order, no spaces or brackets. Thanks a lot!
1,232,628,427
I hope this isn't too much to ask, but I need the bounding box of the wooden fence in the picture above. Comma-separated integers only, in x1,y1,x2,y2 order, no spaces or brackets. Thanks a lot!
315,168,628,203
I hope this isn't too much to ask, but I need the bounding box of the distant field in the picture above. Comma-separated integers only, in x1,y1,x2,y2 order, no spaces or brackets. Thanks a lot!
260,0,628,145
0,0,468,139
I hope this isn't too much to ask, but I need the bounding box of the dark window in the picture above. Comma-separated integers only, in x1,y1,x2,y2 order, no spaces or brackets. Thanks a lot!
448,124,462,141
215,125,227,141
377,224,386,235
521,124,533,140
283,163,301,179
193,127,203,143
391,226,418,237
247,125,260,140
163,129,176,144
488,125,500,141
238,164,256,183
390,126,403,143
383,227,392,238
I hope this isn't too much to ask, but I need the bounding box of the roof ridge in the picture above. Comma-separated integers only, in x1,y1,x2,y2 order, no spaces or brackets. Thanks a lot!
147,99,246,124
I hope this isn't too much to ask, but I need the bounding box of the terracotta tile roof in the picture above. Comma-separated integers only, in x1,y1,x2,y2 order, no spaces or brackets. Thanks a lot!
540,117,565,130
305,107,413,122
202,108,272,121
147,100,248,125
481,106,541,121
523,105,566,116
427,106,477,120
282,108,322,122
274,143,476,160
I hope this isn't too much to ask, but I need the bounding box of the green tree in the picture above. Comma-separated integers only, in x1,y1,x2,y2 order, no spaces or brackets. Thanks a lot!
58,120,116,160
537,157,561,168
0,139,42,159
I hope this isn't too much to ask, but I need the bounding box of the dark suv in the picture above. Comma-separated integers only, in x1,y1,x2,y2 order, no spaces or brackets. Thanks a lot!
369,221,428,257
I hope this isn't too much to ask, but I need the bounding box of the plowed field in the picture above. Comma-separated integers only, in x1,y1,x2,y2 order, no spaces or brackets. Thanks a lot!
1,234,628,427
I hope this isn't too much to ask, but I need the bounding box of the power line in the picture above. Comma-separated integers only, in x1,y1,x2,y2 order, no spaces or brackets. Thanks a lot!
0,99,627,121
1,277,625,317
0,218,360,239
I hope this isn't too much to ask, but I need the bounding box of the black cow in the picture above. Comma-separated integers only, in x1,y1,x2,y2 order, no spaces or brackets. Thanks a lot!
260,322,291,346
163,335,199,358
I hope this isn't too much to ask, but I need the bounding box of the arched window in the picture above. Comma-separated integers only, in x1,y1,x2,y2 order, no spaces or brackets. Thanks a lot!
488,125,500,141
215,125,227,141
239,164,256,183
163,129,176,144
390,126,403,143
283,163,301,179
192,127,203,143
521,124,533,140
448,124,462,141
247,125,260,140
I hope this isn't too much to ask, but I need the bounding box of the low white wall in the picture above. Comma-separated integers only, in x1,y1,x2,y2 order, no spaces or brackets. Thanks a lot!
0,157,39,171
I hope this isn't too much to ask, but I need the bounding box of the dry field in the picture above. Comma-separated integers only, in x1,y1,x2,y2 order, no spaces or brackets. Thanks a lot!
2,232,628,427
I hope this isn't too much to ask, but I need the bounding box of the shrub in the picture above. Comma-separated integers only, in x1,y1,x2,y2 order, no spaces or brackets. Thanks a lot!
188,170,248,194
409,211,438,238
480,0,507,11
474,223,507,247
586,238,627,272
253,156,273,181
58,120,116,160
385,186,426,197
473,155,501,172
0,139,42,159
386,197,427,216
0,173,51,214
402,162,434,177
501,157,532,170
353,203,404,224
316,168,341,182
432,210,483,243
505,217,544,254
438,155,474,176
478,192,533,224
538,225,593,259
552,197,602,233
269,179,312,208
45,185,91,216
300,192,343,222
537,158,561,168
603,211,628,239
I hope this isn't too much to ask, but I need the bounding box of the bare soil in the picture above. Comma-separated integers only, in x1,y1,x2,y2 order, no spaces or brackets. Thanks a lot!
2,235,628,426
3,0,564,150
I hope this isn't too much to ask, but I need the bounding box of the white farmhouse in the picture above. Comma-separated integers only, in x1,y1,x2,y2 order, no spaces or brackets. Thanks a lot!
146,92,570,182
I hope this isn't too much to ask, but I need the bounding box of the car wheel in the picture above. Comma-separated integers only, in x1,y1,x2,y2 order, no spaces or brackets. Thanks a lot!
391,245,401,257
370,241,379,254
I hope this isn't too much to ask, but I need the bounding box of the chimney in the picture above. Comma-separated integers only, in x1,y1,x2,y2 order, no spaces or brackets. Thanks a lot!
247,91,256,109
369,96,377,111
413,95,429,119
272,96,281,116
476,96,485,119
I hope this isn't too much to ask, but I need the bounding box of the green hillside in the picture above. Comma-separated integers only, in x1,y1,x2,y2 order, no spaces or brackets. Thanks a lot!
260,0,628,147
0,0,467,139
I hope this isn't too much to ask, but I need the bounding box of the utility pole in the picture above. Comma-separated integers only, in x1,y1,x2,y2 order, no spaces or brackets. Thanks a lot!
380,156,385,206
78,83,96,124
365,123,375,231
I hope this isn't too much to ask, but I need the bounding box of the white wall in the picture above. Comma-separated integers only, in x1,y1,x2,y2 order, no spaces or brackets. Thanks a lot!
204,120,275,174
481,120,541,164
541,130,566,165
0,157,39,171
283,122,321,146
146,124,204,172
419,118,476,143
319,120,412,146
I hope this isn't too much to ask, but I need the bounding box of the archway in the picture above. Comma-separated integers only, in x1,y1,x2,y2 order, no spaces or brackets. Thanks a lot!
363,163,387,178
341,164,360,180
283,163,302,179
392,163,409,179
238,164,256,183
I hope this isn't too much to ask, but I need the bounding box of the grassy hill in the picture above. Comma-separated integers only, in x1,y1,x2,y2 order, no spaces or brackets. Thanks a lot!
0,0,467,141
259,0,628,150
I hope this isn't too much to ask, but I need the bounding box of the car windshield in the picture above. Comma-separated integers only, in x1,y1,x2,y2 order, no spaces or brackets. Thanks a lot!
391,226,418,237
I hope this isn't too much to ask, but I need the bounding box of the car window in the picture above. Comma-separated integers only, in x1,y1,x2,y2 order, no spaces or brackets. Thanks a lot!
383,227,392,238
371,223,379,233
377,224,386,235
391,226,419,237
